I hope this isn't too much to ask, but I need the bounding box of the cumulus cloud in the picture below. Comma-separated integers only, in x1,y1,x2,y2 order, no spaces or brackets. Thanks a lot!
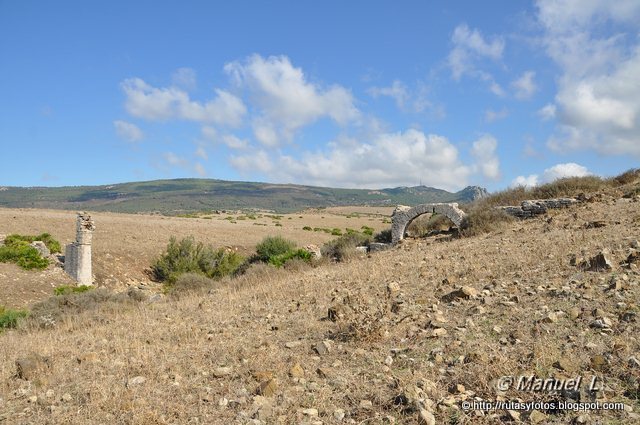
511,174,540,188
484,108,509,123
113,120,144,142
224,54,360,146
368,80,439,115
511,71,537,100
448,24,504,81
230,129,475,191
172,67,197,90
538,103,557,120
536,0,640,156
121,78,246,126
368,80,409,109
511,162,591,187
471,135,501,180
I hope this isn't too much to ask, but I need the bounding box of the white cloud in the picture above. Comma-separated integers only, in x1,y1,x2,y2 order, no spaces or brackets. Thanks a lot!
224,54,360,146
172,67,197,90
195,146,208,160
121,78,246,126
536,0,640,157
471,135,501,180
538,103,557,120
542,162,590,182
485,108,509,123
113,120,144,142
230,129,473,191
511,174,540,187
511,71,537,100
368,80,409,109
221,134,249,150
511,162,591,187
163,152,189,168
194,162,206,177
448,24,505,80
229,149,273,174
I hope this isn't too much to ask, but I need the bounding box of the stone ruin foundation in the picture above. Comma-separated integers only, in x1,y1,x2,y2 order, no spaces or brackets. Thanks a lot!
64,212,95,286
391,203,467,244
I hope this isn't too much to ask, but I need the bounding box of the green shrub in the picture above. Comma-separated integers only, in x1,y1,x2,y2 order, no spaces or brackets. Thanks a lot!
331,228,342,236
54,285,93,296
0,241,49,270
374,229,392,243
151,236,244,284
0,306,29,330
360,226,374,236
4,233,61,253
255,236,296,262
302,226,312,231
268,249,312,268
321,233,371,262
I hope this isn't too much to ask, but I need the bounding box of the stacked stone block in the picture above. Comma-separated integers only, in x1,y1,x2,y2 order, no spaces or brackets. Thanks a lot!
64,212,95,286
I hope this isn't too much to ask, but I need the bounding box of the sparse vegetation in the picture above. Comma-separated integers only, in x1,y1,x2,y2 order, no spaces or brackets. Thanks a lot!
151,236,244,284
4,233,61,253
0,306,28,330
53,285,93,296
374,228,392,243
267,249,312,268
0,238,50,270
302,226,312,231
321,232,371,261
255,235,297,262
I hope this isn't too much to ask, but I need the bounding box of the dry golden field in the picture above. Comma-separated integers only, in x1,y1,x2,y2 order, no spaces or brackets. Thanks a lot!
0,190,639,424
0,208,388,309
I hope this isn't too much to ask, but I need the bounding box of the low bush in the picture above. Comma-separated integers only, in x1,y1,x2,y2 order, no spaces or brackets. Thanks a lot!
302,226,312,231
460,203,514,237
610,168,639,186
268,248,312,268
255,236,296,262
54,285,93,296
0,306,29,330
321,232,371,262
4,233,62,254
171,272,215,293
28,288,144,327
331,228,342,236
152,236,244,284
374,229,392,243
0,241,49,270
360,226,374,236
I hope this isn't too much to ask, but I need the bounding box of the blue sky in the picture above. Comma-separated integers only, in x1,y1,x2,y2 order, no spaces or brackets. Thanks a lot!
1,1,638,191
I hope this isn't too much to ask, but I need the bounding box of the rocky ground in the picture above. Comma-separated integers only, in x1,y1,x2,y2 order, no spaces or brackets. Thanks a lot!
0,193,639,424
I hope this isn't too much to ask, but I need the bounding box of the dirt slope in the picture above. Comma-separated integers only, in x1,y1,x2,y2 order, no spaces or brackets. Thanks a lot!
0,195,638,424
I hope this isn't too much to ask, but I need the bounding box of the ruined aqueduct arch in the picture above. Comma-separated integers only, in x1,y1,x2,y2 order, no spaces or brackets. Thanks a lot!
391,203,466,244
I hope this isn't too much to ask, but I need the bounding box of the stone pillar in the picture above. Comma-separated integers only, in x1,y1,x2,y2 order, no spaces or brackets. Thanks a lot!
64,212,95,286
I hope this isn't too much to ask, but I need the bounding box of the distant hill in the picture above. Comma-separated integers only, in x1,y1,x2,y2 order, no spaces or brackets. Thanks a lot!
0,179,488,214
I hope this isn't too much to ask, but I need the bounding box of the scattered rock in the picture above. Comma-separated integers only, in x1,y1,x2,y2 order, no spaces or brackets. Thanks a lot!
529,410,546,424
126,376,146,387
583,220,606,229
255,379,278,397
213,366,233,378
359,399,373,409
441,286,479,302
369,242,391,252
289,363,305,378
301,408,318,416
581,252,613,272
285,341,302,349
314,340,332,355
30,241,50,257
387,282,400,295
418,409,436,425
302,244,321,259
590,355,609,372
15,354,51,381
355,246,368,254
333,409,346,421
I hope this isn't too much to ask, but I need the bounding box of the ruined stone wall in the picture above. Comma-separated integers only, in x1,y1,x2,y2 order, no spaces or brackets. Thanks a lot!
64,212,95,286
498,198,580,219
391,203,466,244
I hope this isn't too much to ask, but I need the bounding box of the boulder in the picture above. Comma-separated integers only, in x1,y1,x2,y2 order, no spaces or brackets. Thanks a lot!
31,241,50,257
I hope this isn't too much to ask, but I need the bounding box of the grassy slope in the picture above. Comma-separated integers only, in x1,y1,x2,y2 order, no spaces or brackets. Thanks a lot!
0,188,638,423
0,179,483,214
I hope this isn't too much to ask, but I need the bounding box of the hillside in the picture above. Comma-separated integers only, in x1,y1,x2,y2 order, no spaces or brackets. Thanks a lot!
0,179,638,424
0,179,488,214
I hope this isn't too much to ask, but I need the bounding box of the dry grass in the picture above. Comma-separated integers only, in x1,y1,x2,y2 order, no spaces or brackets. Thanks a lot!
0,192,638,424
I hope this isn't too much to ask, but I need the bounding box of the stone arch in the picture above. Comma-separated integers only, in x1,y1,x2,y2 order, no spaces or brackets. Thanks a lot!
391,203,466,244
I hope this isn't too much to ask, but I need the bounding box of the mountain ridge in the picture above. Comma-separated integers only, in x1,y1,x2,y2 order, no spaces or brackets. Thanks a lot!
0,178,488,214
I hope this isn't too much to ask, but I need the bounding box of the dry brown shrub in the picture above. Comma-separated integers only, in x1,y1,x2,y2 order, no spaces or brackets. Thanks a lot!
611,168,640,186
460,202,514,237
